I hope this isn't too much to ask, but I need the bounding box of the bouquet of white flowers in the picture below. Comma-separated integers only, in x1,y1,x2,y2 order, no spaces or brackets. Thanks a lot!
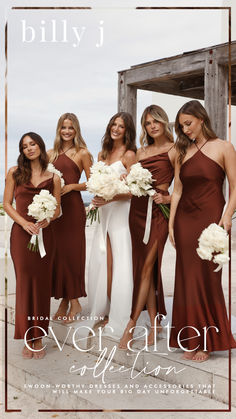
125,163,170,244
47,163,65,188
125,163,170,219
27,189,57,257
86,161,129,224
125,162,155,197
196,223,229,272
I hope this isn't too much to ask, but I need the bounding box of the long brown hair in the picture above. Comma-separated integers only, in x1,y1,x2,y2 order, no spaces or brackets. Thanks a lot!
50,112,93,162
13,132,48,186
140,104,173,147
175,100,217,164
101,112,136,160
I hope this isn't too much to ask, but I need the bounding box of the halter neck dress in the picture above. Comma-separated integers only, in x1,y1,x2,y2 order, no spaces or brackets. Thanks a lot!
170,142,236,351
11,176,55,340
51,153,86,300
129,148,174,319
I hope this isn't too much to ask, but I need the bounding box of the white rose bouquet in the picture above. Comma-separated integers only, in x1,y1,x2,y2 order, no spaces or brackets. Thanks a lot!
47,163,65,188
86,161,129,224
196,223,229,272
125,163,170,219
125,163,170,244
27,189,57,257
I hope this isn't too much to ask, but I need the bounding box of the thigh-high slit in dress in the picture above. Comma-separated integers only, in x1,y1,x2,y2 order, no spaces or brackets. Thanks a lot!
129,151,174,320
87,160,133,340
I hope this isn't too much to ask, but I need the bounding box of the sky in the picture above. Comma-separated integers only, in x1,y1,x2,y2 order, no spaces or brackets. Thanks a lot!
0,0,234,200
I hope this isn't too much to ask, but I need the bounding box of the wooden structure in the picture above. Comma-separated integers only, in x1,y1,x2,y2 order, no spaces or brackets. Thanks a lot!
118,41,236,140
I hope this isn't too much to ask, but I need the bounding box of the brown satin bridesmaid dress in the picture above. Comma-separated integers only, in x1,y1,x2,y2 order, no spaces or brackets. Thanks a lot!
11,177,55,340
51,153,86,299
170,143,236,352
129,150,174,318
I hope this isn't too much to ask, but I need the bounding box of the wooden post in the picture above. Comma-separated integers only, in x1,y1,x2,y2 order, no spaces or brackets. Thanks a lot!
204,49,228,140
118,72,137,126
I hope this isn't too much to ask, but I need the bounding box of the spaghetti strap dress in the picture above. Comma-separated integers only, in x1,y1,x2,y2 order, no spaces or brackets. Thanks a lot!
10,177,55,340
129,150,174,319
170,143,236,352
51,153,86,300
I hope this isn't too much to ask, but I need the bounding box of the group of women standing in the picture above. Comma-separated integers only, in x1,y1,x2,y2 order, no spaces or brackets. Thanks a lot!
3,100,236,362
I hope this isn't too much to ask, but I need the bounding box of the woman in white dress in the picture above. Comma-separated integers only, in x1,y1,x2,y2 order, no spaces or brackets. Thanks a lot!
87,112,136,340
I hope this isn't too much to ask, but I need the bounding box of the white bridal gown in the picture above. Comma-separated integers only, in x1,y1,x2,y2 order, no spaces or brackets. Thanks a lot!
87,160,133,340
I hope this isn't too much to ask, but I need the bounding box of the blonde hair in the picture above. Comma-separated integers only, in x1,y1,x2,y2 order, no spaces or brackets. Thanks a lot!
140,105,173,147
50,113,92,162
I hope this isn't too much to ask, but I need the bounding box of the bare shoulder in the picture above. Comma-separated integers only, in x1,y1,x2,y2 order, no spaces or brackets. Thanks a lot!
123,150,136,166
220,139,235,151
124,149,136,159
168,144,177,157
76,148,91,160
8,166,18,176
212,138,235,155
47,149,53,157
137,147,146,160
97,151,103,161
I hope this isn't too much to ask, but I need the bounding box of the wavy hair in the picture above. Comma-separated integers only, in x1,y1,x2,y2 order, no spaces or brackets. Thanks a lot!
50,112,92,162
140,104,173,147
101,112,136,160
13,132,48,186
175,100,217,164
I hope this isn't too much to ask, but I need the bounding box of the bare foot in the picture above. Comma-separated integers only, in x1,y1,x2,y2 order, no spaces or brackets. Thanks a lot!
33,339,46,360
63,300,82,324
119,319,135,350
192,350,209,363
181,351,197,360
33,349,46,360
148,329,155,346
148,322,163,345
22,345,33,359
53,298,69,321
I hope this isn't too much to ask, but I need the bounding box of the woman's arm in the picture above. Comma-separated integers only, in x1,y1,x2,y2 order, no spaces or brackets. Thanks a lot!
168,156,183,247
3,168,39,235
219,142,236,231
61,149,92,195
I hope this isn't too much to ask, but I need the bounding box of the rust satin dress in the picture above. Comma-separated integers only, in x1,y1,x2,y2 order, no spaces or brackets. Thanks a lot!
11,177,55,340
51,153,86,299
170,146,236,352
129,151,174,318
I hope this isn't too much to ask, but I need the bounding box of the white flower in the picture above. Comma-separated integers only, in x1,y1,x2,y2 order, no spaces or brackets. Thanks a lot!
86,162,129,201
196,246,213,261
197,223,229,270
213,252,230,265
28,189,57,222
47,163,65,188
125,163,155,197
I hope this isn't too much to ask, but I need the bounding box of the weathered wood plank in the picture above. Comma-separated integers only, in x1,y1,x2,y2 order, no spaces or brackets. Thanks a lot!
118,72,137,124
122,54,206,85
204,49,228,140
